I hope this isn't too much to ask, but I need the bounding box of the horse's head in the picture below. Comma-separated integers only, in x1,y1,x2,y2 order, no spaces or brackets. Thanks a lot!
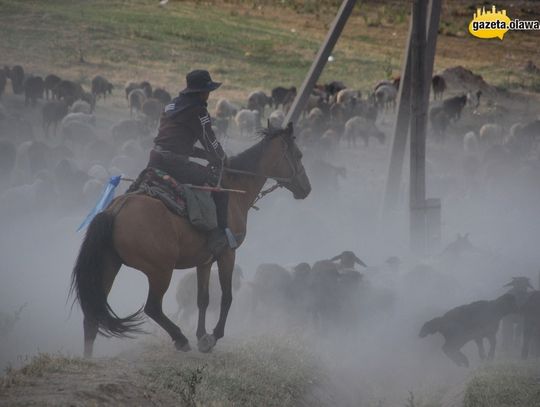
263,121,311,199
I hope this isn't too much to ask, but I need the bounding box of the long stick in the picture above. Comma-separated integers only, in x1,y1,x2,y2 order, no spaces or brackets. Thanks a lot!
119,177,246,194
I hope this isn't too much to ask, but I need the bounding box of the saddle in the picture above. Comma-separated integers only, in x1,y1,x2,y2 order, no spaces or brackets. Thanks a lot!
126,167,218,232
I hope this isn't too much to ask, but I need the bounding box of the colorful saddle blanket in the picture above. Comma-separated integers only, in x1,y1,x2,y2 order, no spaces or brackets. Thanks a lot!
126,167,217,231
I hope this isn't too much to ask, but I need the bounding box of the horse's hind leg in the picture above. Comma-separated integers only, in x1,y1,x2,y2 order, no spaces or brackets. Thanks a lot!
84,253,121,358
144,268,191,351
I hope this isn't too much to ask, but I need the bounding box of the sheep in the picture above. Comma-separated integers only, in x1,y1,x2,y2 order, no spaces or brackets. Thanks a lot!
442,94,467,121
42,100,68,137
152,88,172,106
431,75,446,100
142,98,163,127
269,109,285,129
111,118,150,146
24,76,44,107
0,304,27,338
215,99,238,137
479,123,504,147
174,265,243,323
419,293,517,367
520,290,540,359
306,260,342,329
61,115,97,149
60,113,97,146
8,65,25,94
44,74,61,100
271,86,296,109
374,84,397,112
91,75,113,100
336,89,361,106
344,116,385,147
70,100,92,114
128,88,146,117
463,131,480,154
234,109,260,137
247,90,272,115
139,81,153,98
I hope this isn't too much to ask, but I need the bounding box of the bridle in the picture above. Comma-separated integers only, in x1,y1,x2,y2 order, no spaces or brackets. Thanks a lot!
223,136,304,208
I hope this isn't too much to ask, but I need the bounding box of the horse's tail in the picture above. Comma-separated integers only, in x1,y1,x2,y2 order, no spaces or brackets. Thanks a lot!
70,211,144,338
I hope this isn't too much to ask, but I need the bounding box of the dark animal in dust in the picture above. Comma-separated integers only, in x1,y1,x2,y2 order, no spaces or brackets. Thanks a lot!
248,91,272,115
251,263,294,313
8,65,25,94
125,81,152,99
271,86,296,109
56,80,84,105
91,75,113,100
128,89,146,117
419,294,517,367
432,75,446,100
142,98,163,128
174,266,243,323
330,250,367,270
44,74,62,100
42,100,69,137
429,106,450,140
442,94,467,122
152,88,172,106
324,81,346,99
307,260,342,329
24,76,45,107
520,290,540,359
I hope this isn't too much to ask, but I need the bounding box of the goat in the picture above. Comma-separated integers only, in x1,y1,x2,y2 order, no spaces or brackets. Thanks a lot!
91,75,113,100
44,74,61,100
442,94,467,121
247,90,272,115
420,294,517,367
152,88,172,106
128,88,146,117
271,86,296,109
24,76,44,107
42,100,68,137
431,75,446,100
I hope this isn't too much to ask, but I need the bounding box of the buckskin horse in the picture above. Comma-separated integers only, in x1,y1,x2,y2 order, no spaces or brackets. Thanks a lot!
71,123,311,357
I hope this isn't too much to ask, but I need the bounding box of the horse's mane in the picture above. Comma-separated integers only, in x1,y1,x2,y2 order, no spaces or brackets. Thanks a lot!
229,128,280,172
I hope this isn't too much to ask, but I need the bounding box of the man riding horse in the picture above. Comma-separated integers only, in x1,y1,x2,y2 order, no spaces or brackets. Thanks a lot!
147,69,237,255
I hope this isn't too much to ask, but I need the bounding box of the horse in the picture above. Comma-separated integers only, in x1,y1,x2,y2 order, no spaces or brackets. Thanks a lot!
70,122,311,357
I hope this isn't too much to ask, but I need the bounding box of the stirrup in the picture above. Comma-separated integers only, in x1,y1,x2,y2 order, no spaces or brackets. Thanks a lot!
224,228,238,249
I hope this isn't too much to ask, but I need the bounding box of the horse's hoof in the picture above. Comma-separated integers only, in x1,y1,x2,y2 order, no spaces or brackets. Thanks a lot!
197,334,216,353
174,341,191,352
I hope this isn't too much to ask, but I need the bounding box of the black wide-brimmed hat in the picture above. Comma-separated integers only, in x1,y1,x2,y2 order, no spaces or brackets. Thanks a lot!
180,69,221,94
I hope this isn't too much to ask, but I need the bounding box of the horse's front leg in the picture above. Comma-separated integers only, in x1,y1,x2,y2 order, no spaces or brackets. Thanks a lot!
196,262,212,341
198,249,235,353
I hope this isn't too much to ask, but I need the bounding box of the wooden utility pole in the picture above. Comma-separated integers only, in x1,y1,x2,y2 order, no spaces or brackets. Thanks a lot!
383,0,442,212
284,0,357,127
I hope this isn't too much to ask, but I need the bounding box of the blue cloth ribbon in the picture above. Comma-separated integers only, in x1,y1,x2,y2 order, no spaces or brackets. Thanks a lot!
77,175,122,232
